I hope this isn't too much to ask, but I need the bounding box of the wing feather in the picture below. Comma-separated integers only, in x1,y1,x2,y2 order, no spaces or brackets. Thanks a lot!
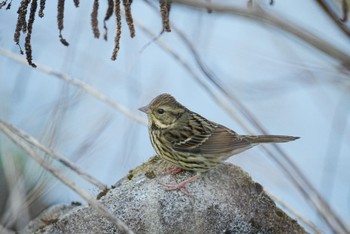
168,113,251,155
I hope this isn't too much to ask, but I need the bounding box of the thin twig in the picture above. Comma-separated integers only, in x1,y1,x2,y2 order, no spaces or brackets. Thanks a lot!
168,2,349,232
0,119,107,191
0,144,31,229
266,191,322,234
316,0,350,35
135,6,349,232
0,47,147,126
171,21,330,230
0,121,134,234
136,18,252,133
172,0,350,68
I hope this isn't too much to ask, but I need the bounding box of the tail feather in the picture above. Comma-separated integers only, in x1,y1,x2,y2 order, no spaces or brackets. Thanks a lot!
244,135,300,144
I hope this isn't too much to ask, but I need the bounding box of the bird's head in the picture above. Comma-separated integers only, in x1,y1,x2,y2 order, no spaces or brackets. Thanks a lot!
139,93,186,129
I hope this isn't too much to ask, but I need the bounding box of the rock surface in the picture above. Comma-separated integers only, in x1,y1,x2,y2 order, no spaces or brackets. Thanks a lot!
23,156,306,234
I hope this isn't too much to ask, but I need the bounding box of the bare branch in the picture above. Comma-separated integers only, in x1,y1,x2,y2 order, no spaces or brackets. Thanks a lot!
1,120,107,191
0,121,135,234
172,0,350,68
134,8,349,232
316,0,350,34
0,47,147,126
266,191,322,234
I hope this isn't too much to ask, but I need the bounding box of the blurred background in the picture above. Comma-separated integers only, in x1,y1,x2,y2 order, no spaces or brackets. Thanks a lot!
0,0,350,233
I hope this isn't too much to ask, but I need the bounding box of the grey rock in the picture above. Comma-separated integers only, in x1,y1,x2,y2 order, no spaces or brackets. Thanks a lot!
23,156,307,234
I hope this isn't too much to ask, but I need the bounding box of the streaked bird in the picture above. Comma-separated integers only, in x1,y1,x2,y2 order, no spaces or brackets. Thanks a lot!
139,93,299,192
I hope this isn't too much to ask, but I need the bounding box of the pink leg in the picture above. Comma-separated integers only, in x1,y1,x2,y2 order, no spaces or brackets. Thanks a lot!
167,166,183,175
159,175,199,195
159,166,183,176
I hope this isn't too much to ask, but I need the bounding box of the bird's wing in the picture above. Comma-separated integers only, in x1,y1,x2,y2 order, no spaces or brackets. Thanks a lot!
169,114,251,155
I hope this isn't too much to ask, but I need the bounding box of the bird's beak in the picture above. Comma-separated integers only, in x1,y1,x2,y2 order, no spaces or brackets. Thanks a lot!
138,105,152,114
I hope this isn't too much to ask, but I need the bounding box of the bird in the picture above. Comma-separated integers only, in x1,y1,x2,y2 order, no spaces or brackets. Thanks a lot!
139,93,299,193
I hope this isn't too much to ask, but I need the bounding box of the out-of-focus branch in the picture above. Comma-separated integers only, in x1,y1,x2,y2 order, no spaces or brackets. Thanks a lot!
139,3,349,233
316,0,350,36
1,120,107,191
0,47,147,126
266,191,322,234
171,24,349,234
0,121,134,234
136,19,253,134
172,0,350,69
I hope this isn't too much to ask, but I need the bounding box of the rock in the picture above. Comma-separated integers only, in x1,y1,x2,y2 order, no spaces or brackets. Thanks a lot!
22,156,307,234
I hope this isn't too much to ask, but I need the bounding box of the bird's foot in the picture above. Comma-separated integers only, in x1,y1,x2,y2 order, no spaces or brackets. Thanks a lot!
159,175,198,195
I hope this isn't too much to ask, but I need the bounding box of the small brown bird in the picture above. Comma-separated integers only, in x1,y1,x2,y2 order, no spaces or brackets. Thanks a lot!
139,93,299,192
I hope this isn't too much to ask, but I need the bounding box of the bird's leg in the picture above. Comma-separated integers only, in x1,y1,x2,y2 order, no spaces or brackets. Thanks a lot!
167,166,183,175
159,165,183,176
159,174,199,195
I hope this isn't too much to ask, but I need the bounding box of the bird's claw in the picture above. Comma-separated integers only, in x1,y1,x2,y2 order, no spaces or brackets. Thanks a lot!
159,182,191,195
159,175,198,195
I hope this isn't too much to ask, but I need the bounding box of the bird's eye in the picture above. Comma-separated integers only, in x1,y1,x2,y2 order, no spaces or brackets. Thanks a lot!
157,109,165,114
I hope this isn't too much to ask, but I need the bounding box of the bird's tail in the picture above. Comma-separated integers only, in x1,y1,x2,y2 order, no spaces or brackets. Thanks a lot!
244,135,299,143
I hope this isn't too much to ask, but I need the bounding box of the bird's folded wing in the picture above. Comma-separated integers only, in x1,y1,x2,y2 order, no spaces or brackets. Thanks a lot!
171,125,251,154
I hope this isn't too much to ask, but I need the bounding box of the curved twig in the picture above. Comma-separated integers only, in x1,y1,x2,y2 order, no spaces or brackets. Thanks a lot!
172,0,350,68
316,0,350,36
0,47,147,126
138,2,349,232
1,120,107,191
0,121,134,234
